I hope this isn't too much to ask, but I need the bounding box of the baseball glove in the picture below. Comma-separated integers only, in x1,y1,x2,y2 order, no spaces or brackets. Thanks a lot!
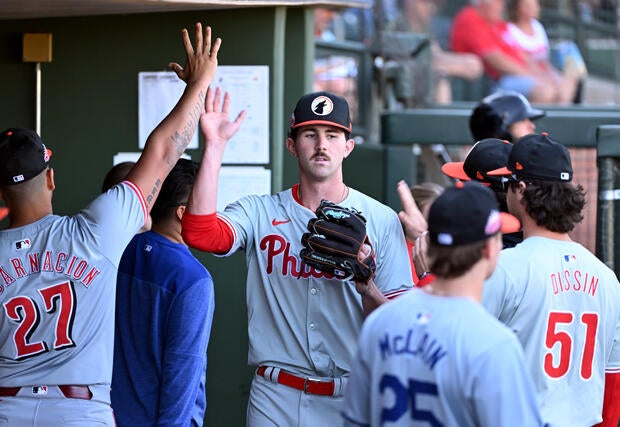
300,200,376,281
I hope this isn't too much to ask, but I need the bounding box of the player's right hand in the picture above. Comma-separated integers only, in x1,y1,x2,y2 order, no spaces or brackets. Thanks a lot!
169,22,221,86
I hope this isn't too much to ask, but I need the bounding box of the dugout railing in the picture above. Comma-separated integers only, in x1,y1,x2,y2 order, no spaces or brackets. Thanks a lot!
596,125,620,273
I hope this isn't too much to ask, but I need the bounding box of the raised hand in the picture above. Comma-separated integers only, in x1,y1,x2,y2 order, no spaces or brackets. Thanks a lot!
169,22,221,85
200,86,246,149
396,180,427,243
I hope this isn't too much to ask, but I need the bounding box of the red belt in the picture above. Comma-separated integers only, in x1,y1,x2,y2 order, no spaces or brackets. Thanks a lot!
0,385,92,400
256,366,336,396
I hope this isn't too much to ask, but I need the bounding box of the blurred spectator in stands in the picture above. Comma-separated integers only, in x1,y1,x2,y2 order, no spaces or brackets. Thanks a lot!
506,0,585,104
389,0,484,103
450,0,565,104
313,7,360,122
315,7,340,41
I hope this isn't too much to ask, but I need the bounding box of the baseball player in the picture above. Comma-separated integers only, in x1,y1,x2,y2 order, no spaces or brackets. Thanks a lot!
469,90,545,141
0,22,220,426
484,133,620,426
181,90,413,426
441,137,523,248
343,182,547,426
111,159,216,426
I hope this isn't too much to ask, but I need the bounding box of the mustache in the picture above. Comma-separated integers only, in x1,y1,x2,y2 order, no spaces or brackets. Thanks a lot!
311,151,330,161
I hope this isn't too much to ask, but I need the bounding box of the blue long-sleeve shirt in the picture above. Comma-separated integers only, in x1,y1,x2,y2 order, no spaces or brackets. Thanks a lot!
112,231,215,426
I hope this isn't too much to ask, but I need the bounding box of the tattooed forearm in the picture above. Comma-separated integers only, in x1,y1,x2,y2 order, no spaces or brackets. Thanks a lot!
146,178,162,205
170,89,207,157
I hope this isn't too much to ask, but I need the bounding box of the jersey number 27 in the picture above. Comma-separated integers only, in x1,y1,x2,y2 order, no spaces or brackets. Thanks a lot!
3,281,76,360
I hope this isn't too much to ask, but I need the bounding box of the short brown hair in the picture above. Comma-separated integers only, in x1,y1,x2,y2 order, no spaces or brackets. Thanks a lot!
427,239,487,278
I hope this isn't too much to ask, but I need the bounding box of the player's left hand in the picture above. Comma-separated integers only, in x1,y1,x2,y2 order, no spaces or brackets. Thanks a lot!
300,200,376,282
412,231,430,279
397,180,427,243
200,86,246,150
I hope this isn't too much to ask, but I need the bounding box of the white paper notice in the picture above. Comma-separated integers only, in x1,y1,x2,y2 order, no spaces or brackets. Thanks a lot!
138,72,199,149
138,66,269,164
112,152,190,166
212,66,269,164
218,167,271,211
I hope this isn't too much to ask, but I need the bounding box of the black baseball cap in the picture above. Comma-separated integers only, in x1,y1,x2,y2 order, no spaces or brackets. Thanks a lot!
290,91,352,133
0,128,53,185
488,132,572,182
441,138,513,183
428,181,521,246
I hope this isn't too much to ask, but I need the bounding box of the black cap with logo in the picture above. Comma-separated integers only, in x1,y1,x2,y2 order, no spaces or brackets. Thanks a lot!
428,182,521,246
0,128,52,186
290,91,352,133
488,132,573,182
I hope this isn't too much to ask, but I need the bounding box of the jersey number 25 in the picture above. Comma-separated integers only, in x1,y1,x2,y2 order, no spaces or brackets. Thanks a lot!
380,374,443,426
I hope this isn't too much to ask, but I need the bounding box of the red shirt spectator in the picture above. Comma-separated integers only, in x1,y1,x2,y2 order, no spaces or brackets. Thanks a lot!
450,5,526,80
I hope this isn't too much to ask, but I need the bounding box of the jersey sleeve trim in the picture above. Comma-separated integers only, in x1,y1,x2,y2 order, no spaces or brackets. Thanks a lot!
384,288,410,300
122,180,148,226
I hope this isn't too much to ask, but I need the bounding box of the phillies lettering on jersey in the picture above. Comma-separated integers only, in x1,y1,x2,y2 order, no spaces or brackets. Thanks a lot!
261,234,336,279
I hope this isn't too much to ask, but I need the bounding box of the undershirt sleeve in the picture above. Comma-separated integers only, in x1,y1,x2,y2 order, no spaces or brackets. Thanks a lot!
596,371,620,426
181,212,234,254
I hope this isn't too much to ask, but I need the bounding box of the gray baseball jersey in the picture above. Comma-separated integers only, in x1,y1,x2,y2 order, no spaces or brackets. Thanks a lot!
217,184,412,376
342,288,546,426
0,181,146,387
483,236,620,427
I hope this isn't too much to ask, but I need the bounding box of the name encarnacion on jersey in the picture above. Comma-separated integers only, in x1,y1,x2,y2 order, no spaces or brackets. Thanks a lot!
0,250,100,289
378,330,447,371
550,269,599,296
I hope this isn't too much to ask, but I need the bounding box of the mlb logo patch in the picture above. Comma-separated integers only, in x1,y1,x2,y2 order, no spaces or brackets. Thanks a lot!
15,239,31,250
32,386,48,395
563,254,577,262
416,311,431,325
